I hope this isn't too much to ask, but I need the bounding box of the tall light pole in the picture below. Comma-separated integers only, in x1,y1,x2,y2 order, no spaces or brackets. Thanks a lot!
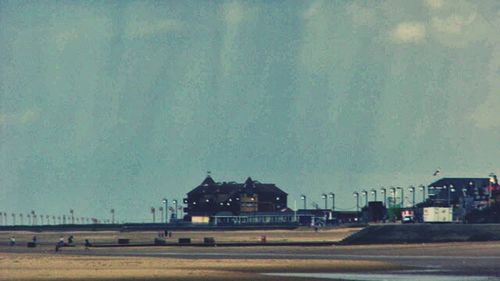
70,209,74,224
12,213,16,225
371,189,377,202
31,210,35,225
445,184,454,206
300,195,307,210
20,214,23,225
353,192,360,217
419,184,426,203
390,187,396,207
111,209,115,224
321,193,327,209
408,186,415,208
328,192,335,211
0,212,3,225
380,188,387,206
397,187,404,207
150,207,156,223
172,200,178,220
159,207,164,223
162,198,168,223
361,190,368,207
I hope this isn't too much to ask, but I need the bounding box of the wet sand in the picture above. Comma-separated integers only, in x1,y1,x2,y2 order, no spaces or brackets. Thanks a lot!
0,253,401,281
2,228,500,280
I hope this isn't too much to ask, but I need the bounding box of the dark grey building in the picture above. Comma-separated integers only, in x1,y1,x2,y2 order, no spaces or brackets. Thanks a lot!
184,176,288,218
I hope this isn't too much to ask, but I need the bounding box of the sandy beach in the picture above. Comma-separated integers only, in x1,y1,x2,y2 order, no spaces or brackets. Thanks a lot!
0,253,400,281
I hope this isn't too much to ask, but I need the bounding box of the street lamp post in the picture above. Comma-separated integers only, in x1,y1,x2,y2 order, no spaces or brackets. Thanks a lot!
300,195,307,210
419,185,426,203
390,187,396,207
328,192,335,211
111,209,115,224
31,210,35,225
408,186,415,208
397,187,404,207
70,209,74,224
162,198,168,224
380,188,387,206
361,190,368,207
173,200,178,220
353,192,360,219
321,193,327,209
446,184,454,206
371,189,377,202
159,207,164,223
151,207,156,223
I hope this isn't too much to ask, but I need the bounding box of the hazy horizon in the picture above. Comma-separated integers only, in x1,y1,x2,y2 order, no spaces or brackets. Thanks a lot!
1,0,499,222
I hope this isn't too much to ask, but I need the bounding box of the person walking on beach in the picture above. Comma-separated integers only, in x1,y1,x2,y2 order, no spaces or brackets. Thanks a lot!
84,239,91,250
9,236,15,246
55,236,65,252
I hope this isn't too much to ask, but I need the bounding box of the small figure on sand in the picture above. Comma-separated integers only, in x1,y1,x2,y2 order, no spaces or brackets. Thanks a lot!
32,235,37,244
55,237,65,252
9,236,15,246
68,235,74,244
84,239,91,250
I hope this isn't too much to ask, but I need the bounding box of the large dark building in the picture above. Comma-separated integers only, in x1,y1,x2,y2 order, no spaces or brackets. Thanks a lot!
427,177,499,209
183,176,288,219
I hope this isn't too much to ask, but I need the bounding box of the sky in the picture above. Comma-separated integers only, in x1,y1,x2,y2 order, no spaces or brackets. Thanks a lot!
0,0,499,223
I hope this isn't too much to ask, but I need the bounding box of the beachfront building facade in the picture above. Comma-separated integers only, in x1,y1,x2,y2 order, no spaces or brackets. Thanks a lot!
183,175,289,221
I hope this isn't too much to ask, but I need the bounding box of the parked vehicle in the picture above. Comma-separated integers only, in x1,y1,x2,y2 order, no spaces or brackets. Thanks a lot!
401,210,415,224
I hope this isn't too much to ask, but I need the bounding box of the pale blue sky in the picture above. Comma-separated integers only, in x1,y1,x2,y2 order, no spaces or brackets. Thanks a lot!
1,0,499,222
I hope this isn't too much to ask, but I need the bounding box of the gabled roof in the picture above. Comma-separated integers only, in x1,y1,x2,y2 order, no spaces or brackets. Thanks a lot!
187,177,287,196
428,178,490,188
201,175,215,186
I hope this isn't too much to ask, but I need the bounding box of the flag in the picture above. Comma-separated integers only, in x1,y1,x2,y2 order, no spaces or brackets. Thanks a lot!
433,169,441,176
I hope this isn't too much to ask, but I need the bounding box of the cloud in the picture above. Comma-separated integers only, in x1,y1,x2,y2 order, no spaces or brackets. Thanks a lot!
54,29,79,51
223,1,244,25
125,19,181,39
432,13,476,34
391,22,426,43
423,0,445,10
0,109,39,125
346,2,376,26
470,91,500,129
303,0,323,20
